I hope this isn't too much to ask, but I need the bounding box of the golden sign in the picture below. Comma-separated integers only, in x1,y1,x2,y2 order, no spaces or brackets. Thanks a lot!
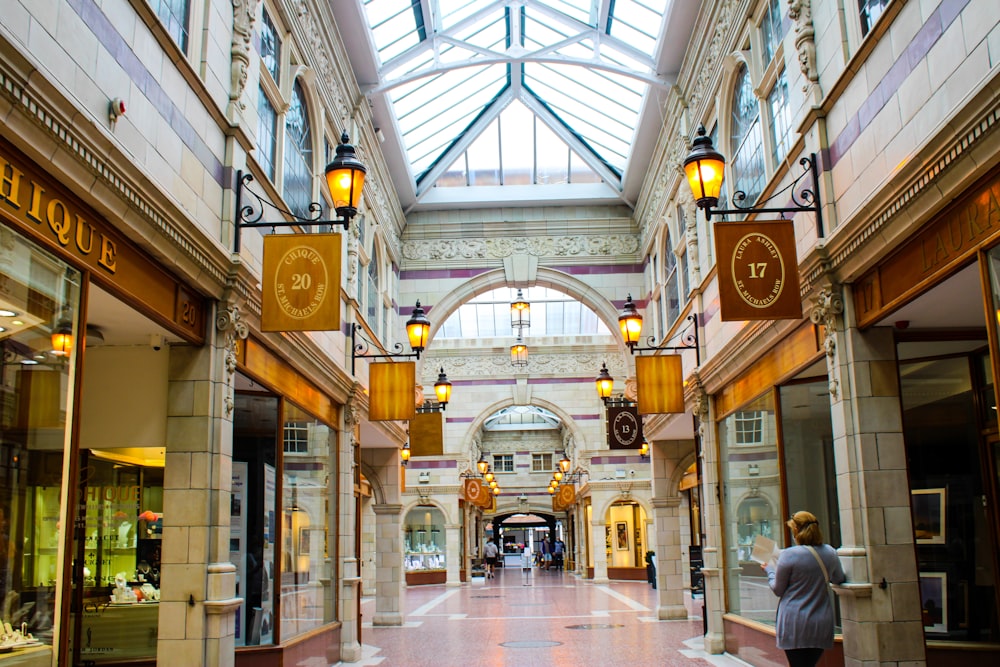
368,362,416,422
262,233,341,331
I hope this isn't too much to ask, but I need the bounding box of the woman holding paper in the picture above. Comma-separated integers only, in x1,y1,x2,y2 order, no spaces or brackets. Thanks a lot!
764,511,846,667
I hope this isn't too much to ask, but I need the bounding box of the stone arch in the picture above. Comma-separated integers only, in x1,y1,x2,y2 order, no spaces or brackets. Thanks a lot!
401,498,453,526
359,461,386,505
457,395,591,465
421,267,629,354
666,450,699,499
593,494,654,523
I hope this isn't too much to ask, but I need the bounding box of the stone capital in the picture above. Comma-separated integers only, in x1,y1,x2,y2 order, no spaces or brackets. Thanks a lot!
372,503,403,515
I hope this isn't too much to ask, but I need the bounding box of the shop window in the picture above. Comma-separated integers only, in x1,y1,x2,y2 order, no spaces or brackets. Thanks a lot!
150,0,190,52
899,345,1000,643
280,402,335,640
493,454,513,473
404,507,445,572
0,230,80,661
605,501,646,568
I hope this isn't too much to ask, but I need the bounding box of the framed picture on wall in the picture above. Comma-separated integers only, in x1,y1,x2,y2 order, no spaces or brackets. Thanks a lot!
615,522,628,551
911,488,946,544
919,572,947,633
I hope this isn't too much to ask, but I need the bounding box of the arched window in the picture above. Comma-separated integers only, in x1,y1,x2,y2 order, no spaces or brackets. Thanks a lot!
283,80,314,220
730,64,764,208
367,254,379,336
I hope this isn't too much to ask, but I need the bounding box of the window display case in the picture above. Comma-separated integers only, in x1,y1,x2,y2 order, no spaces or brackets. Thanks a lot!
404,508,445,584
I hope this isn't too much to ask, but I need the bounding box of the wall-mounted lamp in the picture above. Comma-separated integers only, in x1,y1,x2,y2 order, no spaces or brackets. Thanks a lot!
434,368,452,408
233,132,367,252
639,440,649,459
683,124,823,235
559,453,571,474
477,455,490,475
351,301,431,374
553,469,564,482
510,289,530,330
400,442,411,466
595,362,614,402
617,295,700,364
492,486,501,496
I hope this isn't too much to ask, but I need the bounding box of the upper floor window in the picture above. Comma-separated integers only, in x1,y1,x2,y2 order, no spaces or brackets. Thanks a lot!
367,255,380,335
730,63,765,207
735,411,764,446
284,421,309,453
257,85,278,181
260,8,281,84
859,0,891,37
662,231,680,330
151,0,190,52
532,453,553,472
760,0,783,63
283,81,315,220
767,68,792,165
493,454,514,473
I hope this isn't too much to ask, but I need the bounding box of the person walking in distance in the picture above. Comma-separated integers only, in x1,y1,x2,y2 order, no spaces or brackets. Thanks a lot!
764,511,846,667
483,538,499,579
553,538,565,571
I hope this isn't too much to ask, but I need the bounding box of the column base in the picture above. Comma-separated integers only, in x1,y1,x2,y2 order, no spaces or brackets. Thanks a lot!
657,604,688,620
340,641,363,662
704,631,725,654
592,576,609,584
372,612,403,626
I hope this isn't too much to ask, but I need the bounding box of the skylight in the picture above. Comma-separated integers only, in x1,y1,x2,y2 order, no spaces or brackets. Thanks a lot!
484,405,562,431
361,0,672,201
437,287,611,339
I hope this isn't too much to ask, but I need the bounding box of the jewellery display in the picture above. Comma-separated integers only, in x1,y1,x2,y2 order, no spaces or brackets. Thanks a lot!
0,620,41,650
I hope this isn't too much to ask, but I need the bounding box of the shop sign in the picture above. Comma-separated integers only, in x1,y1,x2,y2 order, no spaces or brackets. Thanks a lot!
369,361,416,422
715,220,802,321
635,354,684,415
606,403,643,450
0,138,206,343
261,233,341,332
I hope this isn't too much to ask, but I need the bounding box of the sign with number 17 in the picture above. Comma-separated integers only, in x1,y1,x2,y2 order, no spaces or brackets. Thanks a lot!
714,220,802,321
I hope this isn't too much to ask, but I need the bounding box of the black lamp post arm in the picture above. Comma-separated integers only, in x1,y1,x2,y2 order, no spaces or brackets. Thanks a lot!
350,323,420,375
630,313,701,366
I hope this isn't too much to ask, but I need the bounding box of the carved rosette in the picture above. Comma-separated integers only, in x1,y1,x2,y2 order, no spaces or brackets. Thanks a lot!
216,304,249,415
788,0,818,91
809,285,844,398
230,0,260,108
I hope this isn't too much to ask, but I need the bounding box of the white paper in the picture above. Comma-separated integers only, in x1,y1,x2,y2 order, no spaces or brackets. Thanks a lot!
750,535,779,566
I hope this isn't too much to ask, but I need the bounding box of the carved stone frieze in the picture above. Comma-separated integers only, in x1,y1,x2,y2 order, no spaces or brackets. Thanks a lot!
679,191,702,286
402,235,639,261
423,353,626,382
216,304,249,416
230,0,259,109
294,1,350,120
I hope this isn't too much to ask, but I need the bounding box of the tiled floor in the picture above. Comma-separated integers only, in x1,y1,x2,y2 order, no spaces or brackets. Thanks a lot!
340,567,750,667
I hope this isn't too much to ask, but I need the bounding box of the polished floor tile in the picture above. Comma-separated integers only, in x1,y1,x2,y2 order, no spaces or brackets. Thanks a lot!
340,567,750,667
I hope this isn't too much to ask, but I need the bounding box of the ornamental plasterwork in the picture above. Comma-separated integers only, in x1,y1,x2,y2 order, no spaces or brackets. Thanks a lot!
402,235,639,261
216,304,249,416
294,1,350,120
422,354,626,382
809,285,844,398
230,0,259,110
788,0,819,93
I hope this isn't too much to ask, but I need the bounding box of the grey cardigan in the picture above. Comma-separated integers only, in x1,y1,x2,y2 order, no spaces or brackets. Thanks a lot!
765,544,846,649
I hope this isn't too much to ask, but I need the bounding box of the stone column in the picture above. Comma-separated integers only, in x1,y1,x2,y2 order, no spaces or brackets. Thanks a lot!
371,504,403,625
338,391,363,662
445,523,462,586
591,517,609,584
652,497,687,619
157,304,244,666
816,287,925,665
361,496,376,596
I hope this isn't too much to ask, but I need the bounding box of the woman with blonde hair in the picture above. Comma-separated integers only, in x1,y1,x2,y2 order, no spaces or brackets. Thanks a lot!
764,511,846,667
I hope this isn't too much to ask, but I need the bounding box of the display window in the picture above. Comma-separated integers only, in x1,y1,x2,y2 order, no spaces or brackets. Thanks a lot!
605,501,647,568
404,507,445,571
0,228,81,663
718,380,839,626
233,386,339,647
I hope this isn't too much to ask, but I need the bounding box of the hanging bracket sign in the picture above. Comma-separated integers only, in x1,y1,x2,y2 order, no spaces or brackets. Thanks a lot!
715,220,802,321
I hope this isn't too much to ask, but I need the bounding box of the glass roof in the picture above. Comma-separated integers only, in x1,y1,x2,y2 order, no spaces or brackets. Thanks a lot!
437,287,611,339
361,0,672,198
484,405,562,431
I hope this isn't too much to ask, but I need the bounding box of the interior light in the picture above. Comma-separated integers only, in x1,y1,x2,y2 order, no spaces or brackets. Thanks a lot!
0,310,17,317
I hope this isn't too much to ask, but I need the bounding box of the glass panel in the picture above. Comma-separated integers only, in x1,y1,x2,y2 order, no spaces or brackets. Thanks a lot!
900,349,1000,642
233,391,279,646
606,501,647,567
260,9,281,84
151,0,190,52
778,380,841,549
663,232,679,329
283,81,314,220
436,287,611,338
730,64,765,207
859,0,891,37
768,68,792,165
257,87,277,181
761,0,784,65
1,232,78,662
719,391,781,622
364,0,425,63
367,257,379,336
606,0,668,54
280,402,335,641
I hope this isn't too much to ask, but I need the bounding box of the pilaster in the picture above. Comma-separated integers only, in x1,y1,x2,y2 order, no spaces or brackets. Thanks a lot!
652,497,688,619
371,504,403,625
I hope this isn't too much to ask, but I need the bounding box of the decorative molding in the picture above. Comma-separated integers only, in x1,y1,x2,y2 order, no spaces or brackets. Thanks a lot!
788,0,818,92
230,0,259,109
294,0,350,121
402,235,640,261
216,305,249,416
422,353,627,381
809,284,844,398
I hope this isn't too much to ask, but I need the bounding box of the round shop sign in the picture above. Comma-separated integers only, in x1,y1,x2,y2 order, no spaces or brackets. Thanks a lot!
612,409,640,448
272,244,330,320
730,232,786,309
